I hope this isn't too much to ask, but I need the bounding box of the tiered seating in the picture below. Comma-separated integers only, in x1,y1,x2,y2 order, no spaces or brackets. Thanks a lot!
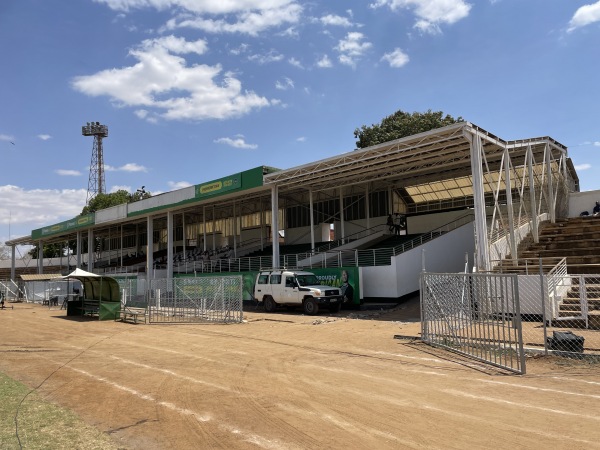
497,217,600,274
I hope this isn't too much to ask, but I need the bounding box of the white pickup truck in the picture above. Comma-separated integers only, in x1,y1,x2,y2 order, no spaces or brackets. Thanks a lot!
254,269,344,315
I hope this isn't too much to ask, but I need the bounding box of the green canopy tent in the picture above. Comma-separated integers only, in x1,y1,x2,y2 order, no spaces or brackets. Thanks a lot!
62,269,121,320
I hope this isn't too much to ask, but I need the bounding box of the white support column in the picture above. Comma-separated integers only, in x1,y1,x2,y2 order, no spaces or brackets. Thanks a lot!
527,145,539,243
10,245,16,281
545,143,556,223
271,185,280,268
309,188,315,251
504,148,518,263
87,229,94,271
466,130,490,272
339,187,345,242
167,211,173,280
260,198,264,251
108,227,111,265
202,205,207,251
212,206,216,251
146,216,154,279
365,183,371,231
38,240,43,274
76,231,82,268
120,225,123,267
182,213,186,258
233,202,238,256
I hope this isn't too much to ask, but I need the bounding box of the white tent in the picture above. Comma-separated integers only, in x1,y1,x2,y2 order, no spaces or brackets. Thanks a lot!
62,268,99,278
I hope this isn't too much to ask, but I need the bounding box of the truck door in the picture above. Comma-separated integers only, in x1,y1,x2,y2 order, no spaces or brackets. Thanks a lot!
283,275,300,303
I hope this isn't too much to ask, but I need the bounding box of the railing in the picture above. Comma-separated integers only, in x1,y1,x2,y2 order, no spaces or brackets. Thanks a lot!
314,224,387,253
100,213,475,275
490,257,565,275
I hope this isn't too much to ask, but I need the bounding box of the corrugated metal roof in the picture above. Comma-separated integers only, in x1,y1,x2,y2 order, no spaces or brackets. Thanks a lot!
20,274,63,281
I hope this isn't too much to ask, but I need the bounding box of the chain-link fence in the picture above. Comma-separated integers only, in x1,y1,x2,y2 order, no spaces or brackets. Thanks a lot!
421,267,600,374
421,272,526,374
146,276,243,324
520,272,600,358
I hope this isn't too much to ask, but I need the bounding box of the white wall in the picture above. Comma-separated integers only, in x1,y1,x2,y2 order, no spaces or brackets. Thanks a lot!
568,190,600,217
408,210,472,234
361,222,475,299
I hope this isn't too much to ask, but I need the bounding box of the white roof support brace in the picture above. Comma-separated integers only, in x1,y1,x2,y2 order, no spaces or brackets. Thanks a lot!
504,147,518,264
465,129,490,272
527,145,539,243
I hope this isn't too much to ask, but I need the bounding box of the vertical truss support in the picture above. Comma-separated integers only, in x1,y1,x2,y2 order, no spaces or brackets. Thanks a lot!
465,130,490,272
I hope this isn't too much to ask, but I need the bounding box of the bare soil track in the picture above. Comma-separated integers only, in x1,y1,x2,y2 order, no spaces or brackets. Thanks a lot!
1,302,599,450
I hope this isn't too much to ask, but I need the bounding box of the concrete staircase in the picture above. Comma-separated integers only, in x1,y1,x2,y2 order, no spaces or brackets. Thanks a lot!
494,217,600,274
494,217,600,329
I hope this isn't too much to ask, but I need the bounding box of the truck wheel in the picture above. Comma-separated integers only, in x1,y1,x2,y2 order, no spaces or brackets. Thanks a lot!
329,302,341,314
263,296,277,313
303,298,319,315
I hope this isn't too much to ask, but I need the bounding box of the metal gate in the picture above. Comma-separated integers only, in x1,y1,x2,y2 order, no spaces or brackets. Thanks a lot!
420,272,526,374
147,276,243,324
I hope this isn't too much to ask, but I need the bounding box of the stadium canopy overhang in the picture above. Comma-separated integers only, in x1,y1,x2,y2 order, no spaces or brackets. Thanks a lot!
6,121,576,274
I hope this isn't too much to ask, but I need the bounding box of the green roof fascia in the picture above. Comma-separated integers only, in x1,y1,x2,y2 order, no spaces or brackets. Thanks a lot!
31,213,95,240
127,166,270,217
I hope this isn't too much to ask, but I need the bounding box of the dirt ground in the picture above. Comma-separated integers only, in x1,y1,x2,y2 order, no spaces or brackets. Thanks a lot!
1,298,599,450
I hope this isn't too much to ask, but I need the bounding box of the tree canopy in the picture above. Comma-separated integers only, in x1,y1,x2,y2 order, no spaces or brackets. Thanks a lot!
81,189,152,215
354,109,464,149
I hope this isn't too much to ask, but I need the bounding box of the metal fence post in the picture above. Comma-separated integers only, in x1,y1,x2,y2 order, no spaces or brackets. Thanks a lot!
539,258,548,355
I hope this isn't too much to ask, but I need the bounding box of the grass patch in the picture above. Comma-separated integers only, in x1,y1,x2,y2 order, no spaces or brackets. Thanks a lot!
0,371,126,450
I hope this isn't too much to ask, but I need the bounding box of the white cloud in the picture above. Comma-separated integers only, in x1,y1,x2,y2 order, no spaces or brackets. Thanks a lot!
381,48,410,67
0,185,87,238
95,0,297,15
288,57,303,68
38,134,52,141
248,49,284,64
161,3,302,36
319,14,353,27
316,55,333,68
56,169,82,176
335,32,372,67
596,142,600,147
575,163,591,171
371,0,471,34
275,77,294,90
229,43,250,55
167,181,192,190
0,134,15,142
110,185,132,193
72,35,272,121
568,1,600,32
105,163,148,172
214,135,258,149
296,136,306,142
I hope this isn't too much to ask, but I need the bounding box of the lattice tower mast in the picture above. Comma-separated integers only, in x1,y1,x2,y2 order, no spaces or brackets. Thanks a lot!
82,122,108,204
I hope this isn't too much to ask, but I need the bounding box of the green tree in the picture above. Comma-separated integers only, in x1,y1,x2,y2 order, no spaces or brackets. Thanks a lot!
0,243,10,260
354,109,464,148
81,189,152,215
28,242,66,259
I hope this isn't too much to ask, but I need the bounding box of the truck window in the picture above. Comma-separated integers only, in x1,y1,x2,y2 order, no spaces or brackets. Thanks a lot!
296,274,319,286
285,276,295,288
257,274,268,284
270,275,281,284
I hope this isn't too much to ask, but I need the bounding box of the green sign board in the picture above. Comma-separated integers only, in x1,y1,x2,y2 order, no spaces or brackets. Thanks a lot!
195,173,241,199
310,267,360,305
32,214,95,239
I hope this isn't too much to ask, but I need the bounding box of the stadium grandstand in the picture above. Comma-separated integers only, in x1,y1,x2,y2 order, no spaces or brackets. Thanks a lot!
3,121,581,303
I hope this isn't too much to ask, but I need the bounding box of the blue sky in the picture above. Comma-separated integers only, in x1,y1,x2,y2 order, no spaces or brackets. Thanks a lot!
1,0,599,248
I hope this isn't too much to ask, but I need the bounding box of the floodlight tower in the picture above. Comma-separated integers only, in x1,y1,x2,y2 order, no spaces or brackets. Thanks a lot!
82,122,108,204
